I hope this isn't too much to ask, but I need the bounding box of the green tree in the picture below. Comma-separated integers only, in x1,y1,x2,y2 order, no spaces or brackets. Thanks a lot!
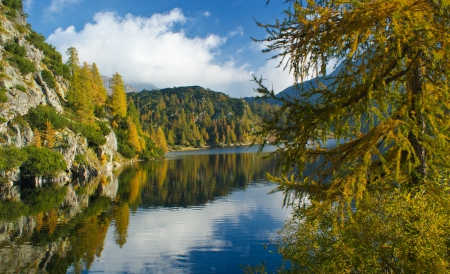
66,47,79,78
254,0,450,272
110,72,127,118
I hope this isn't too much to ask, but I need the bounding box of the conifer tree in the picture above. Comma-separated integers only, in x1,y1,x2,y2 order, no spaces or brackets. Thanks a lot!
255,0,450,272
155,127,168,153
45,120,55,149
110,72,127,118
33,128,42,148
76,62,95,123
126,117,142,153
90,63,107,107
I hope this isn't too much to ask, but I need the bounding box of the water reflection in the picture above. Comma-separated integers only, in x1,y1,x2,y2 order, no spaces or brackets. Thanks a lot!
0,148,285,273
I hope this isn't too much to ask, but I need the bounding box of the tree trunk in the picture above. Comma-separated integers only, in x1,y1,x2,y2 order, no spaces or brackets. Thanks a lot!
408,53,426,186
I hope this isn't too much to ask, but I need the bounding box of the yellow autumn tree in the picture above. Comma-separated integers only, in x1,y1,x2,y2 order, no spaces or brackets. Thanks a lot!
253,0,450,272
110,72,127,118
154,127,168,153
90,62,107,107
33,128,42,148
45,120,55,149
127,117,142,152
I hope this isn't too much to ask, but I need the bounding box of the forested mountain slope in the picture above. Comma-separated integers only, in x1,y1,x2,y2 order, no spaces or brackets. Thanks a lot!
128,86,279,147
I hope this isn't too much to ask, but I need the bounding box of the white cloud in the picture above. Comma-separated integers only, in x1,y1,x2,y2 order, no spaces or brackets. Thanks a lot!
47,9,294,97
88,184,291,273
228,26,244,37
47,0,83,13
23,0,33,11
204,11,211,17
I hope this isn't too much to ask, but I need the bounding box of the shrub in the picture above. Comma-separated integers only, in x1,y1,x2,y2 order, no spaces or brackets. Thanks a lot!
0,88,7,103
118,141,135,159
8,55,36,75
74,154,88,166
69,122,106,146
41,69,56,89
21,146,67,177
94,105,107,118
96,120,111,136
0,147,28,171
4,43,26,57
12,115,27,128
3,0,23,10
15,84,26,92
26,105,68,130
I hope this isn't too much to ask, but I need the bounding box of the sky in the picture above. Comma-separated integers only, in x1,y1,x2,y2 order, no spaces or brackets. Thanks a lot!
23,0,296,98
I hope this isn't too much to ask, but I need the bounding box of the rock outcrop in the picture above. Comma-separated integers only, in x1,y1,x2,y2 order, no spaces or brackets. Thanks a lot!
0,5,120,191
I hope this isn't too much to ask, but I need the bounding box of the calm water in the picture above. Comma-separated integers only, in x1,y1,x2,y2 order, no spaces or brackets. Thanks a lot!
0,146,289,273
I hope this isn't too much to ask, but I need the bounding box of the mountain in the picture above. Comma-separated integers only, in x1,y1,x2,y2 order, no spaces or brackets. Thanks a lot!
127,85,279,147
101,75,138,94
244,62,344,105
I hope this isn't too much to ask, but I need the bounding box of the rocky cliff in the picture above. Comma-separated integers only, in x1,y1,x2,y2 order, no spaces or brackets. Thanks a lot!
0,3,121,195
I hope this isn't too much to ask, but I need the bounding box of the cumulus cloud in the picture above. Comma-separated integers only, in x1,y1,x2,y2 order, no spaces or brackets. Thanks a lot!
204,11,211,17
23,0,33,11
89,184,291,273
47,9,294,97
47,0,84,13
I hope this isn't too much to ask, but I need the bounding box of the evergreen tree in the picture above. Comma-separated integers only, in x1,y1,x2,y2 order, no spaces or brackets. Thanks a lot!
126,117,141,153
110,72,127,118
33,128,42,148
66,47,79,78
45,120,55,149
155,127,168,153
255,0,450,272
90,63,107,107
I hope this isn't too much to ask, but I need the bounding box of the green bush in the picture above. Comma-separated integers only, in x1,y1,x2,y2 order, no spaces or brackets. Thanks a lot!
12,115,27,128
69,122,106,146
0,88,7,103
15,84,26,92
94,105,107,118
4,43,26,57
0,147,28,171
21,146,67,177
74,154,88,165
8,55,36,75
3,0,23,9
26,105,68,130
118,141,135,159
96,120,111,136
41,69,56,89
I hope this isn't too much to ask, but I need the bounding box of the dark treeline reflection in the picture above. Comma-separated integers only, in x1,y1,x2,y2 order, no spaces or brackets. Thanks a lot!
119,152,280,210
0,151,280,274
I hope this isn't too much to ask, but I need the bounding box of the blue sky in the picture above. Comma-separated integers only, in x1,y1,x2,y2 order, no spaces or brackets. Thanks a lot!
23,0,295,97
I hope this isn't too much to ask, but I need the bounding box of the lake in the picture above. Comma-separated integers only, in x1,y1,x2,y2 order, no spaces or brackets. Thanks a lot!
0,146,289,273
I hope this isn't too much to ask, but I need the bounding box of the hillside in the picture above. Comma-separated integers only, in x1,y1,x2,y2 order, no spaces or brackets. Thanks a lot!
0,1,166,194
128,86,279,148
0,0,280,193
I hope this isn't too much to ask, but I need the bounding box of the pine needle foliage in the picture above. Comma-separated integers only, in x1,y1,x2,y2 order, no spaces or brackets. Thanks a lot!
252,0,450,272
256,0,450,203
110,72,127,119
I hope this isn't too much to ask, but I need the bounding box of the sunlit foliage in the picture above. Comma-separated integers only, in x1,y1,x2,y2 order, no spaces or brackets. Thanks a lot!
254,0,450,272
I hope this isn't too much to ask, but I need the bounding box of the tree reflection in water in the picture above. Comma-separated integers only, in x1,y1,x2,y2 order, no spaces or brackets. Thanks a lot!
0,150,280,273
